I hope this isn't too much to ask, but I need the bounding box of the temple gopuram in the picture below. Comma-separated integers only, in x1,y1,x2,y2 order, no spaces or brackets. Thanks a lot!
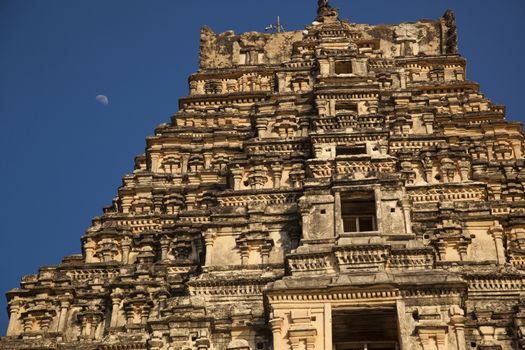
3,1,525,349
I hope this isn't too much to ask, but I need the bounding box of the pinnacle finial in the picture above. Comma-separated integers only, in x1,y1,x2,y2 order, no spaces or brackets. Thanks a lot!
317,0,330,15
316,0,338,22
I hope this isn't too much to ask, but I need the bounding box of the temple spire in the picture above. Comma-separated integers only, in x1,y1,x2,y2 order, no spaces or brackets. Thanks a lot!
317,0,331,15
316,0,339,22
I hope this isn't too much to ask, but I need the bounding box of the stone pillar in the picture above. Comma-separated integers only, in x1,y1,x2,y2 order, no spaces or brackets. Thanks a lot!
334,191,343,237
512,141,522,159
204,153,212,169
204,231,216,267
121,197,133,214
319,59,330,77
181,154,190,174
323,303,332,350
269,317,284,350
395,300,408,350
84,240,96,263
110,293,122,328
56,298,71,333
489,224,506,265
513,303,525,348
450,306,467,350
92,314,103,340
330,99,336,116
436,242,447,262
160,237,170,261
436,334,447,350
423,113,434,134
79,315,91,339
6,300,21,336
121,238,131,264
271,163,283,189
374,186,383,234
458,159,470,181
458,242,469,261
157,293,167,319
300,118,309,137
490,183,502,201
486,144,494,161
196,331,211,350
261,246,271,265
231,167,244,191
255,118,267,139
150,153,160,173
401,197,413,235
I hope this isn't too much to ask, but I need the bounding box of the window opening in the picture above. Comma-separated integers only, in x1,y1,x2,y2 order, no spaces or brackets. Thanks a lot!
335,101,358,113
341,191,377,233
335,61,353,74
332,309,399,350
336,145,367,156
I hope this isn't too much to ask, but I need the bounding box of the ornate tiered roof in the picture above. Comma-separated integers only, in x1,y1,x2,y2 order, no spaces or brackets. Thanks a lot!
3,1,525,349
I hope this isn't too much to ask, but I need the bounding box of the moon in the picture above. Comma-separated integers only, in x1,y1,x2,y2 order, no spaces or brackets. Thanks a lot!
95,94,109,106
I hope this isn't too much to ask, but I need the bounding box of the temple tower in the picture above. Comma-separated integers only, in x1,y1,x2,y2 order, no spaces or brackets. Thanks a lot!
3,1,525,349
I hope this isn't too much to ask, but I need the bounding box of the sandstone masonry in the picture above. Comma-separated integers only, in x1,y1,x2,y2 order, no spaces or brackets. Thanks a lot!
3,1,525,349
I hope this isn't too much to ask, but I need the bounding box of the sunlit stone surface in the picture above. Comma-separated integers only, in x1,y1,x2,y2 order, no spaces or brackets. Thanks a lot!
3,1,525,349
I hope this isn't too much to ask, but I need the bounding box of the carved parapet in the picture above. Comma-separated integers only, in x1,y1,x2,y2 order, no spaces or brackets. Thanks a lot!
388,247,434,270
187,277,272,298
334,244,389,271
307,157,396,179
408,183,486,203
218,190,301,207
287,251,336,276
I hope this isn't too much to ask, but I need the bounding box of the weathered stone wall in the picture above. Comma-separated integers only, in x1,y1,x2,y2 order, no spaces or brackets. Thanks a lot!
2,2,525,350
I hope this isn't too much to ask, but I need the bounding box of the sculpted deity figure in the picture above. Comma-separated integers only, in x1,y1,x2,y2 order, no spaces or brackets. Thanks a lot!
317,0,331,16
316,0,338,22
318,0,330,10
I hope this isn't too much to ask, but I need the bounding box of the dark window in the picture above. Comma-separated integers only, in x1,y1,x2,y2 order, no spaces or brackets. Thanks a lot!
341,191,377,233
335,61,353,74
332,309,399,350
336,145,367,156
335,101,358,113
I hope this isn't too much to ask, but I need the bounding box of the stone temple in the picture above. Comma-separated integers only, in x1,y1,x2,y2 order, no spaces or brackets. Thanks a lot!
3,1,525,349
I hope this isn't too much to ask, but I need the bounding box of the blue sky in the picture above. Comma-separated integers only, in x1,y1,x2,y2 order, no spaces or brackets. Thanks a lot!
1,0,524,333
